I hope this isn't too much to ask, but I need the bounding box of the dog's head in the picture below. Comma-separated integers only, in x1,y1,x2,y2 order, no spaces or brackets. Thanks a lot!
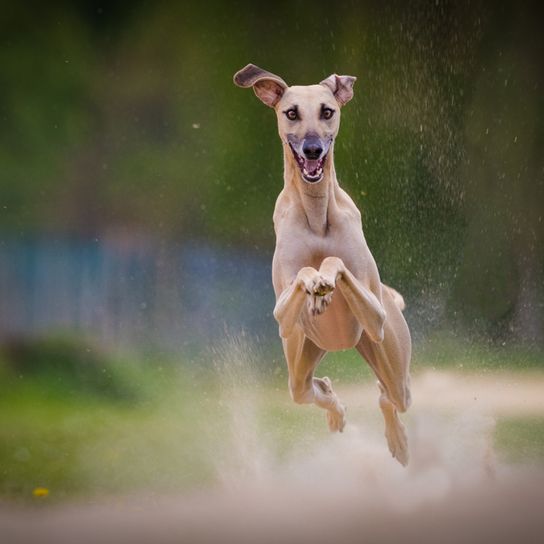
234,64,356,184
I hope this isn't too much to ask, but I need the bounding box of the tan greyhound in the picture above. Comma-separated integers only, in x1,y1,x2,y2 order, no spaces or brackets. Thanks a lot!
233,64,412,465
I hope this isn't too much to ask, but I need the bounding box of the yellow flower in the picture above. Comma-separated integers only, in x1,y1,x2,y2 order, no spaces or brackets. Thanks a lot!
32,487,49,498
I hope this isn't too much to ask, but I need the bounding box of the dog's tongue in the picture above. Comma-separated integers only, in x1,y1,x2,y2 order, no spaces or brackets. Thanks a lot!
304,159,320,175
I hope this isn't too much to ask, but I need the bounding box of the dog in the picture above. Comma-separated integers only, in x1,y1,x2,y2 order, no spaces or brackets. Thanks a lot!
233,64,411,465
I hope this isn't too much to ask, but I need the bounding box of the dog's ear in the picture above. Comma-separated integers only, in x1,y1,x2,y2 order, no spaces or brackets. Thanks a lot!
320,74,357,106
233,64,288,108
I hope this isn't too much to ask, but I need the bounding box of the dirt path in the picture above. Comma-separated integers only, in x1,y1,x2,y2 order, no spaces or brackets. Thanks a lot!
341,369,544,416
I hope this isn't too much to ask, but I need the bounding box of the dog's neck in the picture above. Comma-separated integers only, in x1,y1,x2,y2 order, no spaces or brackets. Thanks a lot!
282,143,339,236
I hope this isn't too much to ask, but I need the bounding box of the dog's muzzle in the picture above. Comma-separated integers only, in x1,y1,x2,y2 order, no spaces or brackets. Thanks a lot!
288,134,332,183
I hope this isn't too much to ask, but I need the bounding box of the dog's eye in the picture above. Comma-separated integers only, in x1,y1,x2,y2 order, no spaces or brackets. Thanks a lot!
285,109,298,121
322,107,335,120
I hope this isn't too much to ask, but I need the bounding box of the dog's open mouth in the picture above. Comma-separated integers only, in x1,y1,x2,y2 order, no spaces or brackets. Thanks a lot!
289,144,327,183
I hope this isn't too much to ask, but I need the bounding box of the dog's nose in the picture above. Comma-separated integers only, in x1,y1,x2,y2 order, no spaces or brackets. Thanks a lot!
302,139,323,160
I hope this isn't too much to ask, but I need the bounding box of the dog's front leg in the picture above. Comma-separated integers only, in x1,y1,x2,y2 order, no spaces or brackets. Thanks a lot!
283,332,347,432
273,267,321,338
319,256,386,343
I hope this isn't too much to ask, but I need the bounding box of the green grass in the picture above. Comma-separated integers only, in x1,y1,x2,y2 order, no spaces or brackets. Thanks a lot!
0,336,329,503
0,338,214,501
495,417,544,463
0,374,223,501
413,329,544,373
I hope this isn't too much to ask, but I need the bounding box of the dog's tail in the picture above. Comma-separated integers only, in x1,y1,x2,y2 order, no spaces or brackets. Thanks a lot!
382,284,406,312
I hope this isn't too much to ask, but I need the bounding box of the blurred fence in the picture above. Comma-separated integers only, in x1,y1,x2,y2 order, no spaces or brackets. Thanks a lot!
0,236,276,356
0,235,468,361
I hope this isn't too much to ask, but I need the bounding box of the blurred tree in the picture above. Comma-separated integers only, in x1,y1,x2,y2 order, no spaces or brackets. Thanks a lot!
452,2,544,344
0,4,97,232
0,0,542,347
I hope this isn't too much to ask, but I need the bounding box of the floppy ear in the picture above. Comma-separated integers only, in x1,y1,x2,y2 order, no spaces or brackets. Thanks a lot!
233,63,288,108
320,74,357,106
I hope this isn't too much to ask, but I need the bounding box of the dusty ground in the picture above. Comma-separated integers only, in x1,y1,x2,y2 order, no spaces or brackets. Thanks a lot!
355,369,544,415
3,370,544,544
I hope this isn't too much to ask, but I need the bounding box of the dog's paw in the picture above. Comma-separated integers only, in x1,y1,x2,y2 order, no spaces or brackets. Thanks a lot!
385,420,409,466
307,276,335,316
326,403,347,433
308,292,333,316
313,276,335,297
320,376,333,393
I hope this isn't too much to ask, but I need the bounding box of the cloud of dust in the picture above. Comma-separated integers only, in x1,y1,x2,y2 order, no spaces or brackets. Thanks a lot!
212,335,498,511
212,335,275,485
195,336,543,544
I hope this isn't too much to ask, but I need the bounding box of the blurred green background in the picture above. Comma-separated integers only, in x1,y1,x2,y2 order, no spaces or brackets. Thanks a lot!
1,0,543,346
1,0,544,502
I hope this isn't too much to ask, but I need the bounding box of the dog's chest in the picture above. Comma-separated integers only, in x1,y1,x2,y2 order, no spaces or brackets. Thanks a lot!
297,224,365,270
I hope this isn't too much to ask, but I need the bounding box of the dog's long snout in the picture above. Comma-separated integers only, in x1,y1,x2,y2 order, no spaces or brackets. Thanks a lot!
302,136,323,160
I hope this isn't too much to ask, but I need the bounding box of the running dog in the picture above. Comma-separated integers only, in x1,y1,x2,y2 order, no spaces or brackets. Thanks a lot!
234,64,411,465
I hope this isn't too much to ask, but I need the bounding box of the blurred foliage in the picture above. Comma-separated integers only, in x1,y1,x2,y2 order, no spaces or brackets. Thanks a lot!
0,336,142,401
0,0,543,345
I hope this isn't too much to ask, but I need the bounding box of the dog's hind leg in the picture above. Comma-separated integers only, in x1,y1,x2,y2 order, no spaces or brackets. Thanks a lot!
356,289,411,465
283,329,346,432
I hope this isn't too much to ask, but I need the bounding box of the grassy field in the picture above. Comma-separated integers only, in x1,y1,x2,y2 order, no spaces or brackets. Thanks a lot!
1,335,543,504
